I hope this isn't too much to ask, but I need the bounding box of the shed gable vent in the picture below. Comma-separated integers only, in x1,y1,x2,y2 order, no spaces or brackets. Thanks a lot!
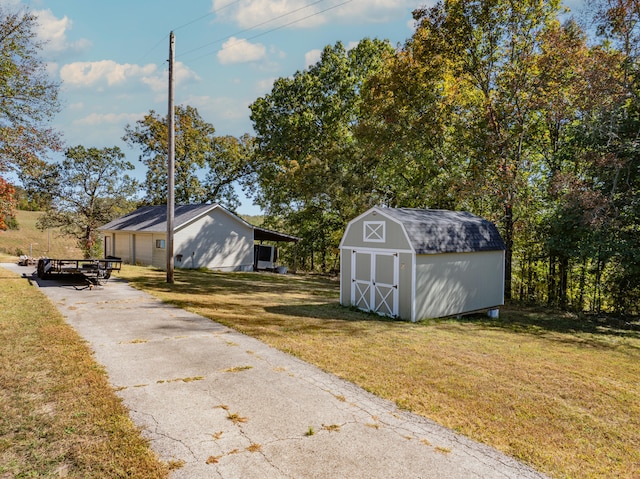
364,221,385,243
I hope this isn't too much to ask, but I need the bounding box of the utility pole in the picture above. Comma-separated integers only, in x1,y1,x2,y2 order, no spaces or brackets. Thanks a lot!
166,31,175,283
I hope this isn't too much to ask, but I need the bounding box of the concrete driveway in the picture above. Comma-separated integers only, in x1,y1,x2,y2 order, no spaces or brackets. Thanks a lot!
2,263,548,479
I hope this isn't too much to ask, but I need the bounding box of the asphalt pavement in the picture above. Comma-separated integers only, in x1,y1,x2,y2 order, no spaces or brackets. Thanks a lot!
2,262,549,479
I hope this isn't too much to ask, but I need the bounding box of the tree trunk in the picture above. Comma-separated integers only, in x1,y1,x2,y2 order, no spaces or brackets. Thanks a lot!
548,255,557,306
504,203,513,301
559,255,569,308
578,258,586,312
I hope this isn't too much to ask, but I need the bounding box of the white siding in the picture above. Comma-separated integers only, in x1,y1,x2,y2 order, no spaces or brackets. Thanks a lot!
414,250,505,320
152,234,166,269
174,208,254,271
114,233,131,263
133,234,153,265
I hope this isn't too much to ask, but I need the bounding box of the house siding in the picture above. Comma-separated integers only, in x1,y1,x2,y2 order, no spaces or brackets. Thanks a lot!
173,208,253,271
152,233,166,269
114,233,131,263
134,234,153,265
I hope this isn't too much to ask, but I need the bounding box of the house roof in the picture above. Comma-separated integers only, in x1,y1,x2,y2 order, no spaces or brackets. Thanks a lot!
99,204,221,233
99,204,301,243
377,208,505,254
254,226,300,243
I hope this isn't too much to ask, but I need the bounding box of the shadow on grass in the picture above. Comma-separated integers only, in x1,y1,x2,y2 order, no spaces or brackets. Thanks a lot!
123,269,340,300
429,305,640,347
120,268,640,348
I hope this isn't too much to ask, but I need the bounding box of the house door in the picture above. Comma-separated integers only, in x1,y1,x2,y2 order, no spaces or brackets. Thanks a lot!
351,250,399,317
104,235,112,257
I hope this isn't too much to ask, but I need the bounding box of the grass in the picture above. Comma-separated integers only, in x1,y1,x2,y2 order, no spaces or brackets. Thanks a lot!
0,264,169,478
0,210,83,258
114,265,640,479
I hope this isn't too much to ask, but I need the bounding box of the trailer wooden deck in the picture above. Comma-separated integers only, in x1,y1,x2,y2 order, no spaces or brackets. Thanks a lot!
37,256,122,286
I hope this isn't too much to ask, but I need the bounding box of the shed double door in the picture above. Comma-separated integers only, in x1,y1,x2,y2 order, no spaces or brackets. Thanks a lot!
351,250,399,317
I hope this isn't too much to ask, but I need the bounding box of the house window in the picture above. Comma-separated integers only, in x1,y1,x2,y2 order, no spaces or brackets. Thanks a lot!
155,239,166,249
363,221,385,243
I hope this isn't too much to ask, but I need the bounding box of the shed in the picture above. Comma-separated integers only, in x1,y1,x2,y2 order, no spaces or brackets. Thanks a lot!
339,207,505,321
99,204,298,272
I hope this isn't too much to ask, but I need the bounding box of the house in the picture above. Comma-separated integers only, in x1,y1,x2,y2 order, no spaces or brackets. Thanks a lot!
99,204,298,272
339,207,505,321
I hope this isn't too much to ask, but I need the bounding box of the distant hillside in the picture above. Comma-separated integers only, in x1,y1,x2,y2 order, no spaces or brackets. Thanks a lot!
240,214,264,227
0,210,83,259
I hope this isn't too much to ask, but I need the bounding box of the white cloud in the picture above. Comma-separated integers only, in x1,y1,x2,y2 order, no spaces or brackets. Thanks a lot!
185,94,248,121
174,62,202,86
218,37,266,64
255,77,276,94
304,49,321,68
34,9,90,53
212,0,423,29
60,60,157,88
140,62,201,94
74,112,144,127
59,60,199,94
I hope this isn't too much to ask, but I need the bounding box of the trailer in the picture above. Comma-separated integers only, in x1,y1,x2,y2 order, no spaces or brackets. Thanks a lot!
37,256,122,286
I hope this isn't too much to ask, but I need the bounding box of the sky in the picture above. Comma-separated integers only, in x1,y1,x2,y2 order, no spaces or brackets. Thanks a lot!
11,0,584,215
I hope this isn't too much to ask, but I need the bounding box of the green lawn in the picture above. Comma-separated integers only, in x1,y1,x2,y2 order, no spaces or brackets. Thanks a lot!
116,265,640,479
0,262,170,478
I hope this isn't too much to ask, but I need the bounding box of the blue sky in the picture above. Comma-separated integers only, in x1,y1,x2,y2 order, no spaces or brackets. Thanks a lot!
13,0,584,215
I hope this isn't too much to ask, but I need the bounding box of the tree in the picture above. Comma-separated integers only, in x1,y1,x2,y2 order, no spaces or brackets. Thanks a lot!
533,19,625,308
37,146,139,258
123,105,253,210
17,157,60,210
0,177,16,230
250,39,394,270
202,133,257,211
0,6,61,228
357,21,467,210
381,0,566,299
123,105,212,205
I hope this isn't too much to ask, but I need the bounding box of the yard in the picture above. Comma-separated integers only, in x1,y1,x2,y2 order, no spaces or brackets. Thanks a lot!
115,265,640,479
1,253,638,478
0,261,169,478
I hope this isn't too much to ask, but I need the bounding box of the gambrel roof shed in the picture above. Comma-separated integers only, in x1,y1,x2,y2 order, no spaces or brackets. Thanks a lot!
375,208,505,254
340,207,505,321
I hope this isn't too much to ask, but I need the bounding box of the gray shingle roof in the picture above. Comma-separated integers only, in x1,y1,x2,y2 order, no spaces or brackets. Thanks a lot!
380,208,505,254
99,204,222,232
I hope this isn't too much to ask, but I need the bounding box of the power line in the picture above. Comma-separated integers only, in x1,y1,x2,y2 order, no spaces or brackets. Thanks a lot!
173,0,243,32
182,0,353,64
178,0,328,59
136,34,169,65
136,0,243,64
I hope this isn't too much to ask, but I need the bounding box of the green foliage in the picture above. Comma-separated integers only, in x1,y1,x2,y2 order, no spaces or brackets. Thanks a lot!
123,105,212,205
204,133,257,211
123,105,255,210
0,6,62,173
0,6,62,229
4,214,18,230
250,39,394,271
36,146,139,258
246,0,639,312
